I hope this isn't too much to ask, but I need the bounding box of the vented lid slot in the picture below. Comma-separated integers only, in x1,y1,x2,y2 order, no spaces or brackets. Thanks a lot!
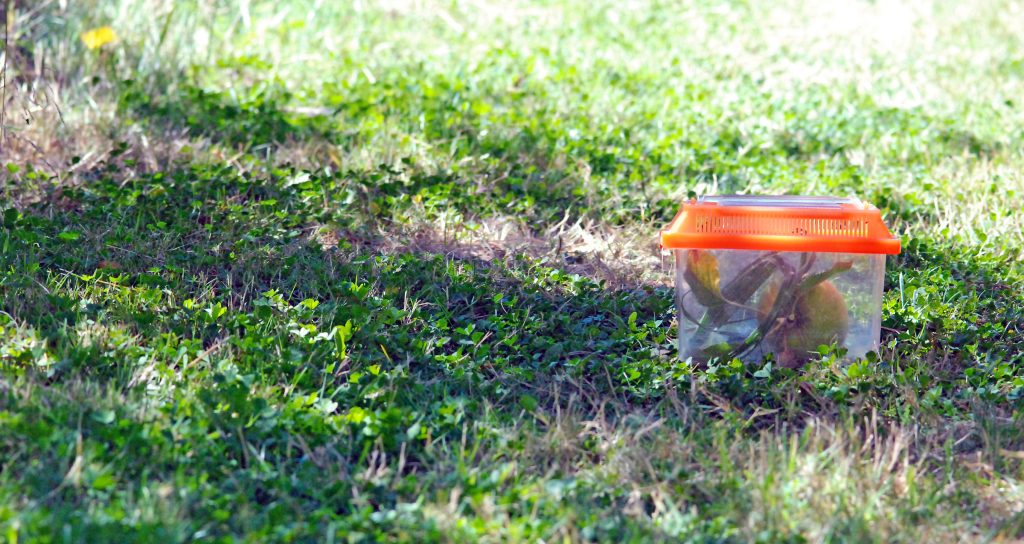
693,214,870,237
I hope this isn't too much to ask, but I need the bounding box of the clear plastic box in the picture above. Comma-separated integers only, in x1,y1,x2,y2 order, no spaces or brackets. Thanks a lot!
661,196,900,367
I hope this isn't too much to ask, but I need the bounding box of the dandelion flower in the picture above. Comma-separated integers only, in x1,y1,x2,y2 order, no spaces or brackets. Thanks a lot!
81,26,118,50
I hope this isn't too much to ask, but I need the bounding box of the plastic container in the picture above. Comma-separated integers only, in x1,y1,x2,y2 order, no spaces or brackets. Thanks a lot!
661,195,900,367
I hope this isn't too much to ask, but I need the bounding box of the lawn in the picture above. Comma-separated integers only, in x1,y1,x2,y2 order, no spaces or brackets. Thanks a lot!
1,0,1023,541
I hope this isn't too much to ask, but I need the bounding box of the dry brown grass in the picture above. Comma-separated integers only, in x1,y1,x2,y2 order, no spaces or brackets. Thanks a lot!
405,378,1018,542
313,214,668,290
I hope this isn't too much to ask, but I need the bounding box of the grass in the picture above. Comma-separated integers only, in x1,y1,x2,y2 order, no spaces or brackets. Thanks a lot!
1,0,1023,541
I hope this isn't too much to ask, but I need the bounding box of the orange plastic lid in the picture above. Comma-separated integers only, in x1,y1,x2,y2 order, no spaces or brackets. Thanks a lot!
660,195,901,254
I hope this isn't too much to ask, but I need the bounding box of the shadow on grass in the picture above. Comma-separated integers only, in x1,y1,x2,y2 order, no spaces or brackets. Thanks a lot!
0,162,677,400
118,79,337,151
2,160,1021,404
2,162,1023,540
0,168,691,540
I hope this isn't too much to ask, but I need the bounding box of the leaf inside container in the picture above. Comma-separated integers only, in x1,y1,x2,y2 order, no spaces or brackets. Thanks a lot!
683,252,858,366
693,342,735,363
797,260,853,295
684,250,724,307
684,253,779,355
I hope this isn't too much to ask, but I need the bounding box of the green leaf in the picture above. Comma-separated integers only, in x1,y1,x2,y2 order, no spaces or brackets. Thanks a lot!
2,208,18,228
92,409,116,425
91,473,116,490
58,231,81,242
693,342,734,363
543,342,564,361
797,260,853,295
519,394,538,412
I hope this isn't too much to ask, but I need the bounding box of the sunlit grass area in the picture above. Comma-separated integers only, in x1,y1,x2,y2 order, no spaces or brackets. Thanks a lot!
1,0,1023,541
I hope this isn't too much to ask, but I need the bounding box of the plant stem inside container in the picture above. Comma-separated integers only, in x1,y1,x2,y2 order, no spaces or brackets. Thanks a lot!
682,251,852,366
